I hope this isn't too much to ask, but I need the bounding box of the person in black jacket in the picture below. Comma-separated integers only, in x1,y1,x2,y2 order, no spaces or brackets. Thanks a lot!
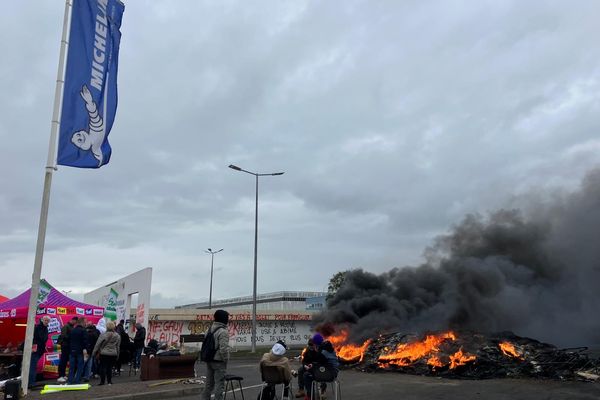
301,334,328,399
28,316,50,388
117,324,132,375
144,339,159,357
67,317,88,384
294,338,314,398
116,320,126,336
57,316,77,383
83,320,100,381
133,323,146,370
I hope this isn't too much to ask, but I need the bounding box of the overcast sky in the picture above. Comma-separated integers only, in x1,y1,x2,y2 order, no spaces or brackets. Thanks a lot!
1,1,599,308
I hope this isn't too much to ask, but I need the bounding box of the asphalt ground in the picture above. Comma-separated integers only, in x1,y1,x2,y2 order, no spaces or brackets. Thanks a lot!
19,352,600,400
196,357,600,400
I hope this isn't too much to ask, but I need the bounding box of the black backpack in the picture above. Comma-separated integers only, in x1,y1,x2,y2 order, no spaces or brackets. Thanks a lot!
200,326,223,362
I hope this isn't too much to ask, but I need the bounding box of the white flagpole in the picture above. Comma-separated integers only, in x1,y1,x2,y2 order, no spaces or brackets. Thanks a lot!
21,0,72,395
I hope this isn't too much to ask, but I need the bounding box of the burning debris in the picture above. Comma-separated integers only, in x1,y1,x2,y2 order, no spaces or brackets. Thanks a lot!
328,329,600,380
313,171,600,381
316,170,600,349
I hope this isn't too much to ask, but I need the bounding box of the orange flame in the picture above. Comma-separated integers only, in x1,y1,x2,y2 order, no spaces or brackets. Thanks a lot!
427,355,443,369
378,332,457,367
329,329,479,370
448,348,476,369
328,329,372,362
499,342,524,360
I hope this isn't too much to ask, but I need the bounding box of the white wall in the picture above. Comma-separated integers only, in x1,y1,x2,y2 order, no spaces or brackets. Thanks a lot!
84,268,152,335
147,312,315,350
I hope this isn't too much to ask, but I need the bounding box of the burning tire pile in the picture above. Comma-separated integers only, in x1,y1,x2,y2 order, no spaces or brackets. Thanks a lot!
316,175,600,384
330,330,600,381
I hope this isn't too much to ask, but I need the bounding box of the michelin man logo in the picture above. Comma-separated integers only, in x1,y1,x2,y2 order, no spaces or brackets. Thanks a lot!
71,85,106,166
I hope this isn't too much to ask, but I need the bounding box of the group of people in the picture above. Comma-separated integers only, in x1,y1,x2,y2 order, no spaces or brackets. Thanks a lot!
30,316,146,388
115,319,147,375
259,333,339,400
293,333,339,399
199,309,339,400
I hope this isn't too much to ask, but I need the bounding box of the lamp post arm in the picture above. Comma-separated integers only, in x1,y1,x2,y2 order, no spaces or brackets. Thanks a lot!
241,168,257,176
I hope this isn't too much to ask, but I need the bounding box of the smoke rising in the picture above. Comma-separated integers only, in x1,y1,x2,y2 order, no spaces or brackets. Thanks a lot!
317,170,600,347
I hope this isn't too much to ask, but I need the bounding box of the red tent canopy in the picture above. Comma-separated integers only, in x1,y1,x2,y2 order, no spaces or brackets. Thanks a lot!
0,280,106,378
0,295,8,303
0,280,104,348
0,280,104,320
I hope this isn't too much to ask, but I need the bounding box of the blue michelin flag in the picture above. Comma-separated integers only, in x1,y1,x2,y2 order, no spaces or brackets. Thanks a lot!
57,0,125,168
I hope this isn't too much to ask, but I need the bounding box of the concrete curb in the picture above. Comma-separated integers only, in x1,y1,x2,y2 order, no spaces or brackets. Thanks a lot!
96,386,202,400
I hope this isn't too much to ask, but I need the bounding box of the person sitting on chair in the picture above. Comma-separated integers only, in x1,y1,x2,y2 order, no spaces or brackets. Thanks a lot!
145,339,159,357
294,338,316,398
156,342,169,355
303,334,339,400
259,340,296,400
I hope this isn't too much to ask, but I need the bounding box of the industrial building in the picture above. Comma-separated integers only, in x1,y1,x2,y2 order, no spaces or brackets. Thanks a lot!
176,290,327,311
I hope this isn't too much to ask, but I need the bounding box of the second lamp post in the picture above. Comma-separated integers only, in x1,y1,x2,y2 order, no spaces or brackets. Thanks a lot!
205,248,223,309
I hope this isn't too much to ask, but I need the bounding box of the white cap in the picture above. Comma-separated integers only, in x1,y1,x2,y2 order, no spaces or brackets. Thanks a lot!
271,343,286,356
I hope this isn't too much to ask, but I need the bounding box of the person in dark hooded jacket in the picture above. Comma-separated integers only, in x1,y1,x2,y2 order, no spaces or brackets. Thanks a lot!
133,323,146,370
294,338,314,398
303,334,339,400
68,318,89,384
116,329,132,375
57,316,77,383
83,320,100,380
28,316,50,388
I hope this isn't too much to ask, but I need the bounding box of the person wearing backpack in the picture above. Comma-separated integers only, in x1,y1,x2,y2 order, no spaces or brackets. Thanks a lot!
201,309,230,400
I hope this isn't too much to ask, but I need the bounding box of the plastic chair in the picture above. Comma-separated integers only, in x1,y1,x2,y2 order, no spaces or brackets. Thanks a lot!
258,364,292,400
224,374,245,400
310,364,341,400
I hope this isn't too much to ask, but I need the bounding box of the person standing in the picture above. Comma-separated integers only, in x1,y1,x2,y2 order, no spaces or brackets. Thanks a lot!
96,318,107,334
57,316,77,383
28,316,50,388
133,322,146,371
68,318,89,384
92,320,121,386
201,309,230,400
115,319,125,336
83,320,100,381
117,323,132,375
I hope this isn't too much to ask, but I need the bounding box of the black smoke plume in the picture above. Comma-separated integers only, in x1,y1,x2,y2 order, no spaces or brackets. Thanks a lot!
317,170,600,347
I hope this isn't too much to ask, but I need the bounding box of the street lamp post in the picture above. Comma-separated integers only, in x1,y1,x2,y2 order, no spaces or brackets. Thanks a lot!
205,248,223,309
228,164,284,352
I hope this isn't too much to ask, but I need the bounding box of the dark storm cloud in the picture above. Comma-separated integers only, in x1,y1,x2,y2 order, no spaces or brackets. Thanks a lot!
318,170,600,346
